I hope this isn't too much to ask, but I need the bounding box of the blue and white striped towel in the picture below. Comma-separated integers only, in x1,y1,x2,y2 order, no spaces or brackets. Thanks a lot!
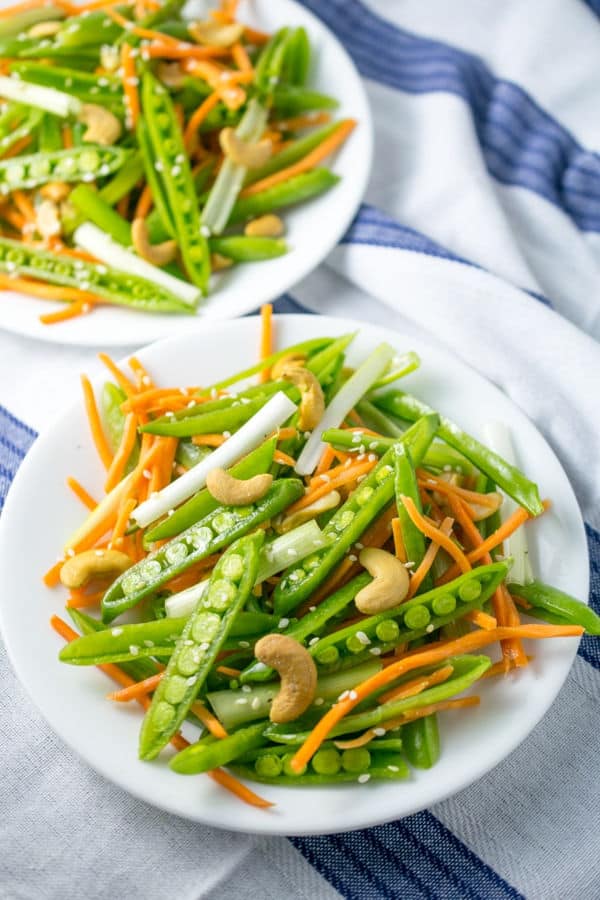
1,2,600,898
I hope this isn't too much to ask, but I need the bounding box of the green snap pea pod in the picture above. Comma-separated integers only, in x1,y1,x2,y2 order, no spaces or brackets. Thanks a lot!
166,381,296,423
311,561,510,670
142,72,209,292
266,655,490,744
254,28,291,100
70,184,131,247
99,152,145,206
140,396,270,438
66,608,160,682
0,236,191,313
209,660,382,731
208,236,287,262
305,332,357,378
139,0,186,30
231,750,410,784
139,532,264,760
0,107,43,156
282,27,311,86
0,145,127,193
273,414,439,616
136,117,176,239
102,381,139,468
0,5,64,38
38,113,63,152
244,122,340,187
145,437,276,543
402,715,440,769
394,443,430,591
175,440,211,470
356,399,404,437
239,736,404,762
229,169,340,224
374,391,544,516
272,85,339,116
54,11,122,47
241,573,372,683
322,428,474,474
102,478,304,622
509,582,600,634
10,63,123,111
171,721,267,774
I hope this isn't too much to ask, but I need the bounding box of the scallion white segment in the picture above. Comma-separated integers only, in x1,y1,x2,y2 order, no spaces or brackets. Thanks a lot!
483,421,533,585
131,391,297,528
0,75,81,118
74,223,200,307
165,521,329,618
370,351,421,391
295,343,396,476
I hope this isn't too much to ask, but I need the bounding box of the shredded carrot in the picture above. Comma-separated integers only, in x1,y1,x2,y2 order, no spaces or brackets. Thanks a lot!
98,352,138,396
259,303,273,383
40,300,95,325
81,374,113,469
401,495,471,574
109,497,137,548
275,427,297,442
190,701,229,739
128,356,154,391
464,608,498,630
377,664,455,705
274,111,332,132
104,413,138,492
192,433,227,447
288,459,376,514
51,615,136,689
147,42,230,60
65,468,138,553
208,767,273,808
65,589,105,608
0,0,71,19
107,8,180,45
216,664,242,678
1,134,31,159
481,656,533,679
123,386,197,411
273,449,296,467
43,559,65,588
417,470,500,509
315,445,336,477
408,515,453,596
291,623,583,771
62,125,73,149
184,90,222,149
0,273,102,305
121,43,140,128
134,182,153,219
231,41,252,72
108,671,163,701
12,190,35,223
241,119,356,197
391,517,407,563
67,476,98,511
242,25,270,45
117,193,130,219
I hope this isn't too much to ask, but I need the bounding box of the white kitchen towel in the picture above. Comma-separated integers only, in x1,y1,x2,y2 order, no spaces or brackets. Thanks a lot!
1,1,600,899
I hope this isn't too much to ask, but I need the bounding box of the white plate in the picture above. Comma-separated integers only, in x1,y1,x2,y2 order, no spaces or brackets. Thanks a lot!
0,315,588,835
0,0,372,346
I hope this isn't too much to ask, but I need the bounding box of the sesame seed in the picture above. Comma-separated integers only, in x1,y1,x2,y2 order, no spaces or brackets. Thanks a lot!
278,618,289,629
338,690,350,701
241,684,252,693
426,624,434,633
357,474,367,483
235,698,248,705
348,554,357,562
356,631,370,645
167,509,175,517
309,637,320,646
67,548,75,557
251,697,262,709
143,640,154,647
373,727,386,736
129,645,139,656
143,469,152,479
309,606,316,612
370,647,382,655
223,431,231,438
387,765,400,772
314,697,324,706
355,542,364,550
348,690,358,700
358,773,370,783
111,628,123,636
95,549,104,557
238,640,250,648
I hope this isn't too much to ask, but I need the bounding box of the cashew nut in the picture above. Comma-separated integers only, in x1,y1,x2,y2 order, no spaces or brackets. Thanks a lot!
188,19,244,47
244,214,284,238
28,20,62,38
78,104,122,146
354,547,410,614
270,352,306,380
210,251,233,272
60,549,132,590
40,181,71,203
254,634,317,723
206,467,273,506
35,200,61,240
157,61,186,89
132,218,178,266
470,491,503,521
276,490,341,533
279,365,325,431
219,127,272,169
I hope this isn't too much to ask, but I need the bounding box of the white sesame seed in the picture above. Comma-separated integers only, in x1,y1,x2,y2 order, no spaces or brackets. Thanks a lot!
387,765,400,772
358,773,370,783
129,645,139,656
238,640,250,648
223,431,231,438
349,690,358,700
67,548,75,557
309,637,320,646
278,618,290,629
167,509,175,517
314,697,324,706
370,647,382,655
355,542,364,550
143,469,152,479
356,631,370,645
235,697,248,705
95,549,104,557
426,624,434,633
338,690,350,701
241,684,252,693
309,606,316,612
373,727,386,736
111,628,123,636
251,697,262,709
348,554,357,562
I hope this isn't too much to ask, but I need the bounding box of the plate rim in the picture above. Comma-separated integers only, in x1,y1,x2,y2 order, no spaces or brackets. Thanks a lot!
0,313,589,835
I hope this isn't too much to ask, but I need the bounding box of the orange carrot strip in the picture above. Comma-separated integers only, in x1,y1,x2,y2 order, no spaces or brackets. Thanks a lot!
12,190,35,222
241,119,356,197
315,445,336,477
147,42,230,60
39,301,95,324
400,495,471,574
259,303,273,383
66,476,98,511
0,273,101,304
121,43,140,128
128,355,154,390
134,183,153,219
190,701,229,739
43,559,65,588
104,412,138,492
273,449,296,467
391,517,407,563
464,608,498,630
408,515,453,597
208,767,273,808
192,433,227,447
417,471,500,509
288,460,376,514
81,374,113,469
275,427,297,442
184,90,222,149
108,671,163,701
109,497,137,548
0,0,70,18
1,134,31,159
65,589,105,608
274,111,332,132
377,664,454,705
98,352,137,397
242,25,270,45
481,656,533,679
291,624,583,771
216,664,241,677
231,42,252,72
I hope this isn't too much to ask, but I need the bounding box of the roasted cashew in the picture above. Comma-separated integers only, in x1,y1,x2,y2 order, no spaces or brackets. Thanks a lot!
244,214,284,238
157,61,186,88
279,365,325,431
60,549,132,590
219,127,272,169
470,491,503,521
354,547,410,614
188,19,244,47
270,352,306,380
35,200,61,240
78,104,122,146
28,20,61,38
40,181,71,203
276,490,341,533
206,467,273,506
210,251,233,272
132,218,178,266
254,634,317,723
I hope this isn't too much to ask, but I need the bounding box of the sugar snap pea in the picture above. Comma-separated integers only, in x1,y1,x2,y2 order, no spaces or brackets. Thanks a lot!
0,145,127,193
394,443,430,591
145,437,277,544
141,72,210,292
70,184,131,247
0,236,191,313
139,532,264,759
273,414,439,616
322,427,474,474
231,750,410,784
209,236,288,262
244,122,340,186
171,721,267,774
101,477,304,622
66,608,159,683
137,117,176,240
402,715,440,769
10,62,123,111
374,391,544,516
140,395,271,438
272,85,339,116
229,169,340,224
509,582,600,634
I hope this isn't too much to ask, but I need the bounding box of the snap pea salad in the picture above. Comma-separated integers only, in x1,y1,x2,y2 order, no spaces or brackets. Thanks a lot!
0,0,355,324
46,314,598,809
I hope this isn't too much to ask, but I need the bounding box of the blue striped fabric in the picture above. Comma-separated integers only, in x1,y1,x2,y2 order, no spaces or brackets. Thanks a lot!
300,0,600,232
